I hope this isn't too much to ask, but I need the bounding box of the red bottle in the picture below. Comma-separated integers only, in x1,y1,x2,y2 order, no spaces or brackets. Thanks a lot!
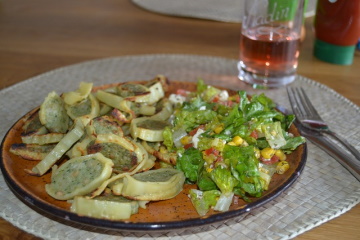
314,0,360,65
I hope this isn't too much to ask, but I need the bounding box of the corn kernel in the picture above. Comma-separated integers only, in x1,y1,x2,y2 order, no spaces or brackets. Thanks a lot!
276,161,289,174
254,147,261,159
260,147,276,159
227,141,236,146
180,135,192,145
214,125,224,134
206,167,213,173
232,136,244,146
159,146,167,153
258,165,269,174
275,149,287,161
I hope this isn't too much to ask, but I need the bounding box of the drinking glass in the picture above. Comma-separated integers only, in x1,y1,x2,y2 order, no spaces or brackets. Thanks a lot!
238,0,305,88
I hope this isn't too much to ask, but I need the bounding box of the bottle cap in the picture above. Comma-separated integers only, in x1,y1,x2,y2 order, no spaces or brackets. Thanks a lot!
314,39,355,65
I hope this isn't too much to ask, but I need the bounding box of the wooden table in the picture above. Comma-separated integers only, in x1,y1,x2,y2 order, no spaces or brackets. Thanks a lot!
0,0,359,239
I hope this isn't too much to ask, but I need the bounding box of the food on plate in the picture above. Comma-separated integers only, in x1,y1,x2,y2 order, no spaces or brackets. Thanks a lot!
162,80,305,215
10,75,305,219
9,143,56,161
70,195,142,220
45,153,114,200
120,168,185,201
39,91,71,133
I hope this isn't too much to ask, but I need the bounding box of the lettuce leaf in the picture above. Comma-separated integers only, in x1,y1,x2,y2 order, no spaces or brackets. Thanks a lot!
223,145,263,197
162,126,174,149
188,189,221,216
261,121,287,149
174,108,217,132
197,166,218,191
176,147,203,182
280,136,306,153
210,165,238,194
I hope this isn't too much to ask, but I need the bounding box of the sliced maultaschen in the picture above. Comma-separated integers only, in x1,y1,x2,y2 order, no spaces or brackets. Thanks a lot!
45,153,113,200
121,168,185,201
39,91,71,133
70,195,140,220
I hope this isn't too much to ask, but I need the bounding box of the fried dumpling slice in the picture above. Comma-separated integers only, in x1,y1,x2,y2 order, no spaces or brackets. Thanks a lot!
121,168,185,201
86,115,124,137
65,93,99,121
86,134,148,173
39,91,71,133
21,110,48,135
130,117,170,142
45,153,113,200
29,119,85,176
10,143,56,161
70,195,140,220
21,132,65,145
117,83,150,99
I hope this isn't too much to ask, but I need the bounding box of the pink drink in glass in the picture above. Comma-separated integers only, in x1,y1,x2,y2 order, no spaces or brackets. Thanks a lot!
239,24,301,88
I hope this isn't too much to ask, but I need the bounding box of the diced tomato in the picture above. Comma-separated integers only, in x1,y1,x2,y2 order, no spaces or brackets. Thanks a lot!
215,155,223,163
176,89,188,97
189,125,205,136
233,95,240,103
250,130,258,139
222,100,234,107
260,155,280,165
212,96,220,103
184,143,194,149
204,147,220,156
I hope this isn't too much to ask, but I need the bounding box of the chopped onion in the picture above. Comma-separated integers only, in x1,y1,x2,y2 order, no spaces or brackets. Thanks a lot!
214,192,234,212
172,127,188,148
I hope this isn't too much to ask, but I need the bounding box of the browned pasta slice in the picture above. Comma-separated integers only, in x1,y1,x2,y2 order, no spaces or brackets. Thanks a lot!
70,195,140,220
89,135,151,198
10,143,56,161
110,108,133,123
117,83,151,102
65,94,99,121
45,152,113,200
95,90,135,122
39,91,71,133
150,99,173,121
21,110,48,135
86,134,140,173
86,115,124,137
121,168,185,201
21,132,66,145
29,119,85,176
130,117,170,142
90,159,147,198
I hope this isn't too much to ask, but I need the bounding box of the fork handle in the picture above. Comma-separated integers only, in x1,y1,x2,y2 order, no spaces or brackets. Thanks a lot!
324,131,360,161
306,134,360,181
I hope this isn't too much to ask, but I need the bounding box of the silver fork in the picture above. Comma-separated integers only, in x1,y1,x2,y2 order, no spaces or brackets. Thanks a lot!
287,87,360,161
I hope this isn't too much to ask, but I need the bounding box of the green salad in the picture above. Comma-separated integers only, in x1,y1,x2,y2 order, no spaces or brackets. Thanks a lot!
163,80,305,216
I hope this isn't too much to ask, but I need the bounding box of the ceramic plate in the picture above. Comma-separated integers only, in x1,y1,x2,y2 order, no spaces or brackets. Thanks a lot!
0,80,307,232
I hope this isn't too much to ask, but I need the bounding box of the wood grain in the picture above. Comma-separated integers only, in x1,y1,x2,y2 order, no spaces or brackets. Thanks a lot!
0,0,359,239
